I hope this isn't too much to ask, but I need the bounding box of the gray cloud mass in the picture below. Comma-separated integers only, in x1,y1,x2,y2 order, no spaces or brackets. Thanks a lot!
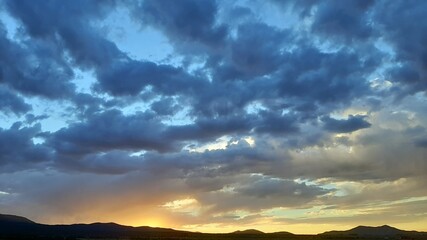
0,0,426,232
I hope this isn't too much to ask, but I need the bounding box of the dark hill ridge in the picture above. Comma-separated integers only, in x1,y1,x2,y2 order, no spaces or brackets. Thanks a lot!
232,229,265,234
0,213,34,223
1,213,426,239
322,225,423,237
0,213,194,239
349,225,405,235
271,230,295,235
231,229,295,236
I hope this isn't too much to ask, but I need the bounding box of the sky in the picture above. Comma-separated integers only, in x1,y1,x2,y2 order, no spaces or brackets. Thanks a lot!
0,0,427,235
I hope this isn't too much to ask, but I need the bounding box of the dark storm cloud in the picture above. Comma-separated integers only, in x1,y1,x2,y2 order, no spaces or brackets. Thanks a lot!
198,174,331,213
415,138,427,148
4,0,381,121
59,151,144,175
96,60,205,96
0,21,75,99
322,115,371,133
70,93,107,117
134,0,227,53
165,110,298,143
188,80,255,118
310,0,375,42
278,47,379,107
373,0,427,94
235,176,329,199
4,0,132,105
0,123,52,172
24,114,49,124
48,106,295,167
149,139,288,179
151,97,180,116
253,111,300,135
388,64,421,91
55,137,280,176
274,0,375,42
49,109,176,155
0,86,31,115
66,92,131,119
5,0,121,69
0,0,415,177
212,22,289,81
165,115,254,142
4,0,115,37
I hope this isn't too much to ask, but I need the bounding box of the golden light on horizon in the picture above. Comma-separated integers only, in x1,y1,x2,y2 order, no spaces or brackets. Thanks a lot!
132,217,167,228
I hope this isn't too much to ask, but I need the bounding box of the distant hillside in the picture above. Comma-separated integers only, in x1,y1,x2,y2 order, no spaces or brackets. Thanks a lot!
1,213,426,240
271,230,295,236
0,213,193,239
232,229,265,234
0,214,34,224
231,229,295,236
349,225,407,236
322,225,423,237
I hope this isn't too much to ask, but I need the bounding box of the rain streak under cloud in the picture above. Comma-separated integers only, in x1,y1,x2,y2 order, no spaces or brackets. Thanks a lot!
0,0,427,234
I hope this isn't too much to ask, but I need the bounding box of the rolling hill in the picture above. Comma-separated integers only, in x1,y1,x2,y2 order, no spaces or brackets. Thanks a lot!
0,213,193,239
322,224,424,237
232,229,265,234
0,214,34,224
1,213,426,239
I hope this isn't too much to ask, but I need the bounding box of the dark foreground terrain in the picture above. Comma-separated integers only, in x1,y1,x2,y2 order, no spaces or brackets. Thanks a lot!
1,214,426,240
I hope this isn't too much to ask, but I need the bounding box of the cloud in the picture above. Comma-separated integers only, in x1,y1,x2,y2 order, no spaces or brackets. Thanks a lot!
0,0,427,232
211,22,289,80
165,115,254,142
0,20,75,99
0,86,31,115
133,0,227,53
310,0,375,42
62,151,144,175
5,0,121,69
374,0,427,94
0,123,52,172
235,175,330,200
24,114,49,124
277,47,379,109
415,138,427,148
151,97,180,116
49,109,176,155
96,59,204,96
196,174,331,215
274,0,375,42
322,115,371,133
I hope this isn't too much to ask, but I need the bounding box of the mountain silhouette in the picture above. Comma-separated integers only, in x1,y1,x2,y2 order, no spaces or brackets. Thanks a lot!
349,225,406,235
232,229,265,234
322,225,422,237
270,230,295,235
1,213,426,239
0,213,193,239
0,214,34,224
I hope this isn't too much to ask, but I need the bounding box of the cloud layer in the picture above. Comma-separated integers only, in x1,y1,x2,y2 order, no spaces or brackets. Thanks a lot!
0,0,426,234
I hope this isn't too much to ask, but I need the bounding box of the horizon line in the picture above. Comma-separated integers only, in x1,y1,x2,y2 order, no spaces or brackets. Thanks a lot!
3,213,426,235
